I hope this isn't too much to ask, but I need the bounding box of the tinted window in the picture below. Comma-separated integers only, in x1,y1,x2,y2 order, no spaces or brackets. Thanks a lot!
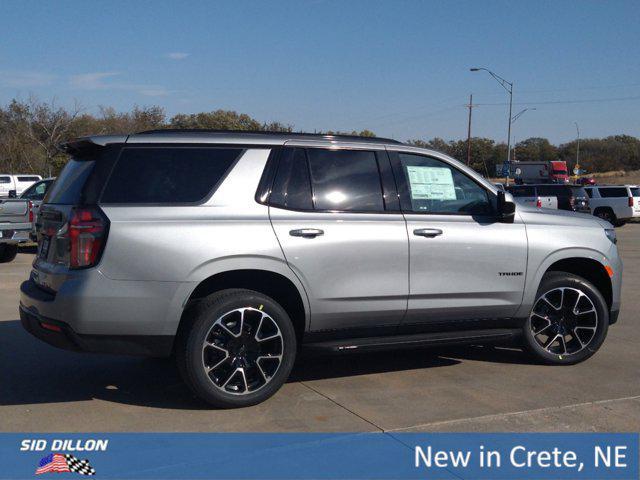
307,149,384,212
398,154,491,214
45,159,95,205
598,187,628,198
536,185,570,196
631,187,640,197
570,186,588,198
507,186,535,197
0,177,10,184
584,188,593,198
101,148,240,204
270,148,313,210
17,176,40,182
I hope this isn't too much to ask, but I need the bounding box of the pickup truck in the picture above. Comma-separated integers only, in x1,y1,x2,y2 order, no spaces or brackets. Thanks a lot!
0,198,32,262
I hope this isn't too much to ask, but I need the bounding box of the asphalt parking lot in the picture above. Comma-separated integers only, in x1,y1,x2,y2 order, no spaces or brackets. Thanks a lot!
1,227,639,433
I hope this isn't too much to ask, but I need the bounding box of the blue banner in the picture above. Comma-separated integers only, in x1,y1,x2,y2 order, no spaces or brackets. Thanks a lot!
1,433,637,479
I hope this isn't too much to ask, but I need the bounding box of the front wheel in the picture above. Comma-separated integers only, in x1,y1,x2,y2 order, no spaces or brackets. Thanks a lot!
176,289,297,408
0,244,18,263
523,272,609,365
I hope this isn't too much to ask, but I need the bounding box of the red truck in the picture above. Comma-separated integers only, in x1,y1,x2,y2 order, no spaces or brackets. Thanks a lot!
512,160,569,184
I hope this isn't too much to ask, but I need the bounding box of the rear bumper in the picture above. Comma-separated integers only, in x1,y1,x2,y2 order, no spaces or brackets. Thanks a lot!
19,302,174,356
0,224,31,244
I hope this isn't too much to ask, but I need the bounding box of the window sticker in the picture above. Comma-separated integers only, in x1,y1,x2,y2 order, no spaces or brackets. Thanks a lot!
406,166,456,200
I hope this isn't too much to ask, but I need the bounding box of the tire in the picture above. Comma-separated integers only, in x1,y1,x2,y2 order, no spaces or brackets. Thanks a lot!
0,244,18,263
523,272,609,365
594,208,616,226
614,220,627,227
176,289,297,408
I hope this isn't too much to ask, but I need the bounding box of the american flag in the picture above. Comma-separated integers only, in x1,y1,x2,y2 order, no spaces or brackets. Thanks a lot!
35,454,70,475
35,453,96,476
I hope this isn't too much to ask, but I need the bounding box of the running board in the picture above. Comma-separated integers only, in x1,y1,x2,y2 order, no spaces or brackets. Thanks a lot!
303,328,521,353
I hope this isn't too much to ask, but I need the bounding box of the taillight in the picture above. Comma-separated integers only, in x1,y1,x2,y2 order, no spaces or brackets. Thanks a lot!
536,198,542,208
629,197,634,207
28,201,33,223
68,207,108,269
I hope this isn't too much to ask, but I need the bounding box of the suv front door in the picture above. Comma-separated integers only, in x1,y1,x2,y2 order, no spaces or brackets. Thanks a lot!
268,146,408,332
389,151,528,326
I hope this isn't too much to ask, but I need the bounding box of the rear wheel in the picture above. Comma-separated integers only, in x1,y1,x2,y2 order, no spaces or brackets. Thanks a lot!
523,272,608,365
176,289,297,408
0,244,18,263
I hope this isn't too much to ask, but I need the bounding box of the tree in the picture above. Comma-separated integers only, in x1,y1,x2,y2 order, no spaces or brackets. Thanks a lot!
169,110,262,130
513,137,557,163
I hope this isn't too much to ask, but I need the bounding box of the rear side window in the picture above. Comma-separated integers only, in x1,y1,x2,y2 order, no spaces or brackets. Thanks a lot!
101,148,240,204
0,176,10,184
17,176,40,182
508,186,535,197
307,149,384,212
537,185,569,196
598,187,628,198
270,148,313,210
630,187,640,197
45,159,95,205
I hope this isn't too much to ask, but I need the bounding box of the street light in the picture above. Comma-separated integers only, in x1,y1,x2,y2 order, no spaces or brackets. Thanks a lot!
470,67,514,182
574,122,581,179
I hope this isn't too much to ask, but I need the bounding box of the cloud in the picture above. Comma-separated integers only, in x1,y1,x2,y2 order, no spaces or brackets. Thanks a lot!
70,72,169,97
0,71,56,88
70,72,120,90
166,52,190,60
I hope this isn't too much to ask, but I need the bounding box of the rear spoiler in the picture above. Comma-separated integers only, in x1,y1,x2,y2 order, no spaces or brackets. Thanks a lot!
59,135,128,156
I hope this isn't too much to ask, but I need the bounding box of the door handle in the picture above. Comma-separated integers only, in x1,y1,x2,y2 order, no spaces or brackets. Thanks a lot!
289,228,324,238
413,228,443,238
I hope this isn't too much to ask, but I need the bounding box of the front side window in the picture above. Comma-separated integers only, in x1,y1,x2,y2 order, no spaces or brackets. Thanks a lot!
101,147,240,204
584,188,593,198
17,176,41,182
397,154,491,214
306,149,384,212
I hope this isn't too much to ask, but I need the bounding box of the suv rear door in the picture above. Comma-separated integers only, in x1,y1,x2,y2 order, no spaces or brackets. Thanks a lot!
268,145,408,332
388,150,527,325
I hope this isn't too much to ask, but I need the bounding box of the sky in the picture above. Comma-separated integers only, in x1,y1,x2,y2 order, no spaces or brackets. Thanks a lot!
1,0,639,144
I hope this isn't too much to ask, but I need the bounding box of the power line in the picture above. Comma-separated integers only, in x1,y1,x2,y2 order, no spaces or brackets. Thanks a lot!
473,95,640,106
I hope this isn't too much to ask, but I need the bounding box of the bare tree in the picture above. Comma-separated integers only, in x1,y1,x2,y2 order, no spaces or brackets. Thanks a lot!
25,96,83,177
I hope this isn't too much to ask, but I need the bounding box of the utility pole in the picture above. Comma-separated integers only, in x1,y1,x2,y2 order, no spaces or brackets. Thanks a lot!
574,122,581,180
466,94,474,165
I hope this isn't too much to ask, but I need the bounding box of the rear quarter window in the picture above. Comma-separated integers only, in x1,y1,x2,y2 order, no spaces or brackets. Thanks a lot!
100,147,241,204
0,177,11,184
45,159,96,205
598,187,628,198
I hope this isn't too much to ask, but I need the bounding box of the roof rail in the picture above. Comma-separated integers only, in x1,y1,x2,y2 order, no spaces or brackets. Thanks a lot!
135,129,402,144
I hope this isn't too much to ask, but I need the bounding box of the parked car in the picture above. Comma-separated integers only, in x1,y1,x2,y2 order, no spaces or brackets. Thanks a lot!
576,177,596,186
583,185,640,226
20,131,622,408
0,197,32,262
505,184,590,213
20,178,56,240
0,174,42,197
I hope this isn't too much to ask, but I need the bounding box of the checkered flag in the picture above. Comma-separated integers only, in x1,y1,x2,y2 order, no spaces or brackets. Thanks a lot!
65,454,96,476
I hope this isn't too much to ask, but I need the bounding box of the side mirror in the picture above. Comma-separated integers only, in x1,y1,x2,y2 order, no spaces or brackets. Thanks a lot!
497,191,516,223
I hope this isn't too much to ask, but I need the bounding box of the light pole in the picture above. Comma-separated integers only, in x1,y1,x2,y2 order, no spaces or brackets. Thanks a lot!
574,122,580,179
470,67,513,182
510,108,536,160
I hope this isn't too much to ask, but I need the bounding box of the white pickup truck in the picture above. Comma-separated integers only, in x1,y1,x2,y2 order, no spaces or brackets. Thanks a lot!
0,198,32,262
584,185,640,226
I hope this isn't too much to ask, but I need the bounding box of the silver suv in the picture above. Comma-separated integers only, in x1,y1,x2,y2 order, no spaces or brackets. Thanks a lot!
20,131,622,408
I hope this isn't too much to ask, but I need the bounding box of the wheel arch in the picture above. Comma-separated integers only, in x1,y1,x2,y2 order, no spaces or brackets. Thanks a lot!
517,248,614,317
177,267,309,344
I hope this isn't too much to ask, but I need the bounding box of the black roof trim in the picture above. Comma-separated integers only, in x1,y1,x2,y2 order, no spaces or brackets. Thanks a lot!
136,129,402,145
